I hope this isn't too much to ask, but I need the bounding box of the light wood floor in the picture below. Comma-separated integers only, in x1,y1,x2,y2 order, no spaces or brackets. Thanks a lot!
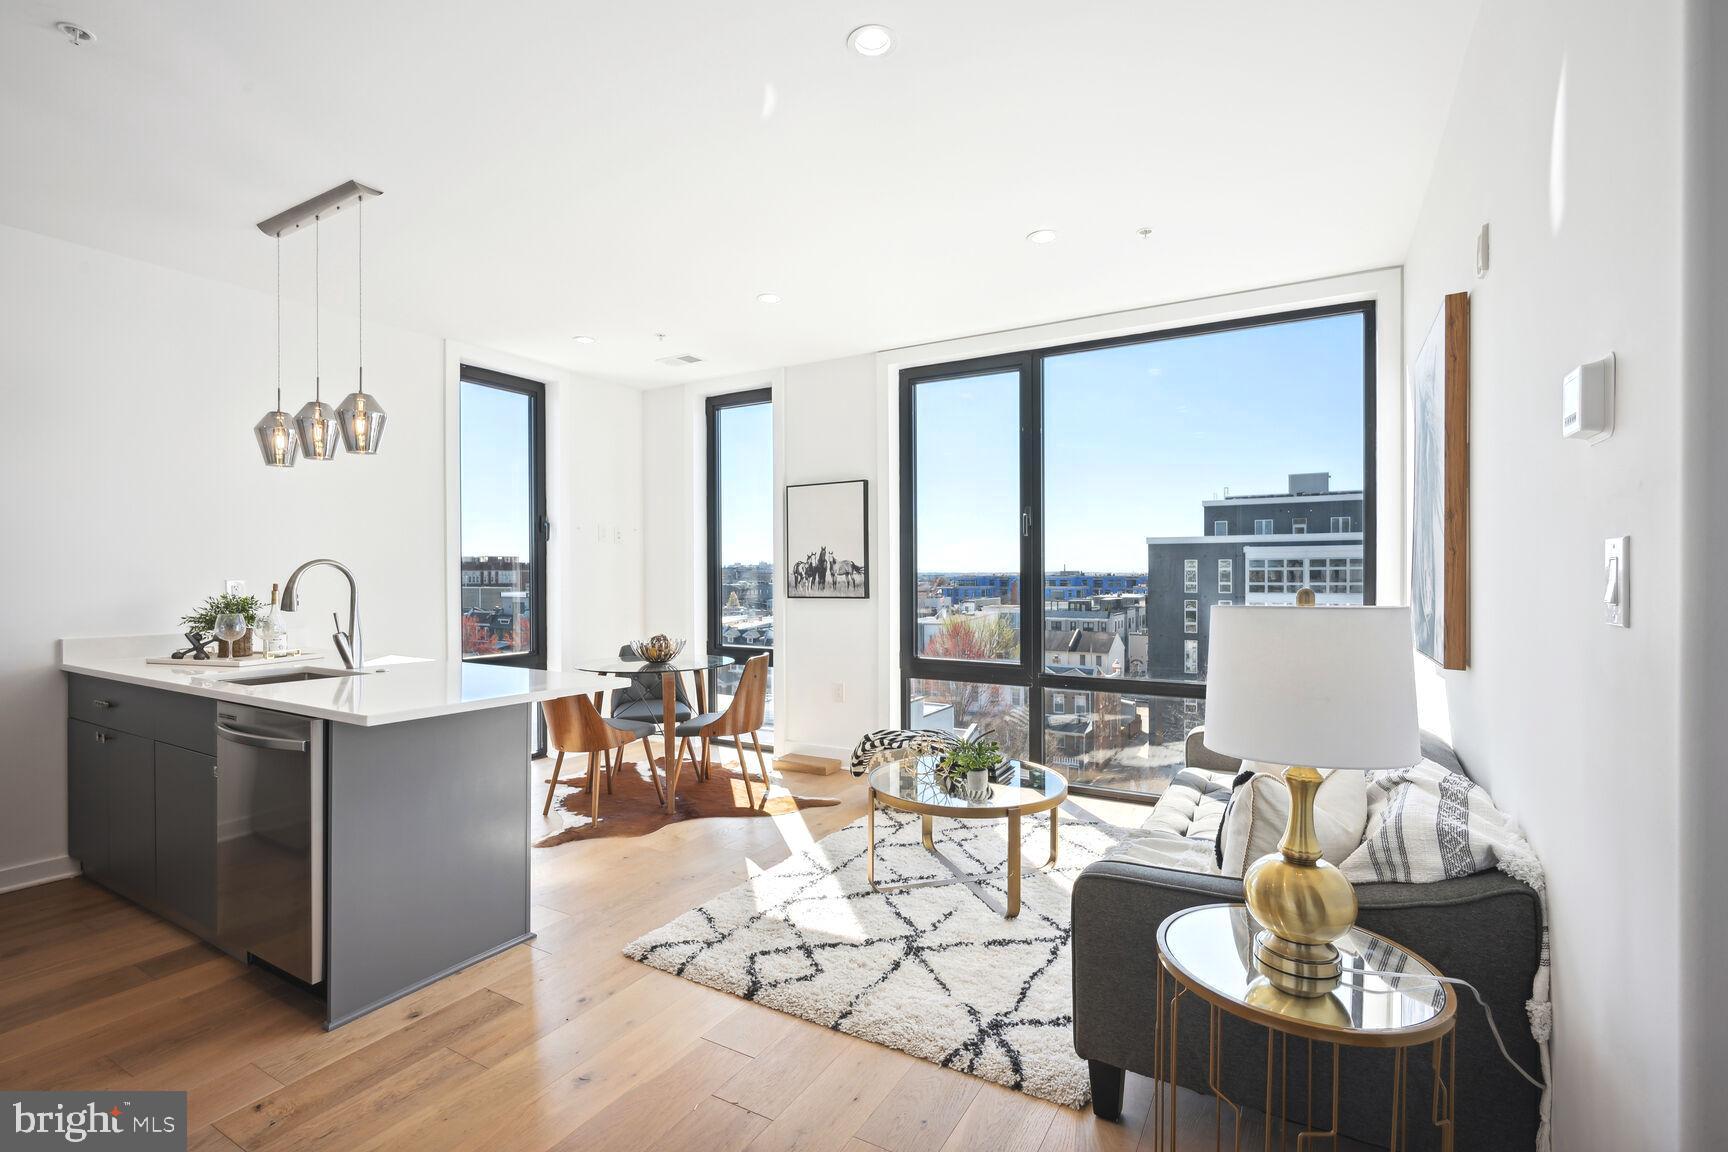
0,743,1356,1152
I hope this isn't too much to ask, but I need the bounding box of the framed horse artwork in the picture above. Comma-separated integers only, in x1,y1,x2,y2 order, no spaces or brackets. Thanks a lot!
786,479,869,599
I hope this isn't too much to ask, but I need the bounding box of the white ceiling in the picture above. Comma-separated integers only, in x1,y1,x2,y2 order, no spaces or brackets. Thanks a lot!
0,1,1480,384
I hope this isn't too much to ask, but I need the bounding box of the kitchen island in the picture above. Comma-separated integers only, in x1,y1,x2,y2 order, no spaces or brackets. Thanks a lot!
60,635,610,1028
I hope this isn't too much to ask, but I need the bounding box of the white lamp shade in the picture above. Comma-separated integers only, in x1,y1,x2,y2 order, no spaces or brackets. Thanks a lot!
1203,605,1420,771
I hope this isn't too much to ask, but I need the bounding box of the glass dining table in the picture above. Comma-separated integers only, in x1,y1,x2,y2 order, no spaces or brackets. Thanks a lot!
574,653,735,814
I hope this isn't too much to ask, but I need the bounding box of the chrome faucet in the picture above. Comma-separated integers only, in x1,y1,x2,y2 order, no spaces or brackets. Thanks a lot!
282,558,363,669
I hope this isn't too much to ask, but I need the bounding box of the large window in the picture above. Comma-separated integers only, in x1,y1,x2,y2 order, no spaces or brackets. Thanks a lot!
707,389,775,744
459,367,546,665
902,303,1374,798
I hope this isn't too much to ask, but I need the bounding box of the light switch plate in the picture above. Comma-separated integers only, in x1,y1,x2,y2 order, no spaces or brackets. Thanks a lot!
1604,536,1629,627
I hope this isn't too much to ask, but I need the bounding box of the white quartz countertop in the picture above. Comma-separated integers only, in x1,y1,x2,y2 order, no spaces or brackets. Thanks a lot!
61,636,615,726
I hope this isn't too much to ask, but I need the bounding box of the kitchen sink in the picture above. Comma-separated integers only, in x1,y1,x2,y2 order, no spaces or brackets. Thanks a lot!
224,668,373,685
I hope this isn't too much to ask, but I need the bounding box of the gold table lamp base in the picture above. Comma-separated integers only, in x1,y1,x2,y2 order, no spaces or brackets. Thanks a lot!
1242,764,1359,997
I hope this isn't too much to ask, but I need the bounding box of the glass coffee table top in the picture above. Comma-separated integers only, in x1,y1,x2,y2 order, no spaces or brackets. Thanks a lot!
868,756,1066,815
1158,904,1454,1041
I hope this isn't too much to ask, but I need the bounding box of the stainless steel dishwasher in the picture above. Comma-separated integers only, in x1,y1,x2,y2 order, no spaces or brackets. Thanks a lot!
215,703,324,984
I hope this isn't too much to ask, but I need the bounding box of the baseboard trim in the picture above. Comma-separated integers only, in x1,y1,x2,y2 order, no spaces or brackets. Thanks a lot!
0,855,80,895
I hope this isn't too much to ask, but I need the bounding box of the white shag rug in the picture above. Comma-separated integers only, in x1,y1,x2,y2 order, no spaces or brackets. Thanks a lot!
623,802,1139,1107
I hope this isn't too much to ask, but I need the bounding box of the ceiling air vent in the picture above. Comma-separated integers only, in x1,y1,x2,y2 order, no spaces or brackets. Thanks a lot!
656,353,705,367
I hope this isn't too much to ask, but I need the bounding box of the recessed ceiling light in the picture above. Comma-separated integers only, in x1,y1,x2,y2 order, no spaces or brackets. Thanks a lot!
847,25,894,57
1026,229,1058,245
756,292,782,304
572,335,595,344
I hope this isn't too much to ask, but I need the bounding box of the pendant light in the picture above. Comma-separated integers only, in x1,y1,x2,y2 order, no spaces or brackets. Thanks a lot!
253,234,299,467
294,213,341,460
337,192,386,453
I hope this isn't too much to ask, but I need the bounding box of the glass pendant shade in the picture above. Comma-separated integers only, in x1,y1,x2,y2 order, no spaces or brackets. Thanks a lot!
337,389,386,454
254,407,299,467
295,397,341,460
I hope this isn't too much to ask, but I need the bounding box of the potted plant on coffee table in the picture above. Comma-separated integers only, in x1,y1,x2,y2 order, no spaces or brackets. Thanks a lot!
936,737,1003,800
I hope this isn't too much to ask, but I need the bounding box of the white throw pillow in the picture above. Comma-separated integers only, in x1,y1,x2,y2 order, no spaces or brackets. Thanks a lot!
1218,768,1369,878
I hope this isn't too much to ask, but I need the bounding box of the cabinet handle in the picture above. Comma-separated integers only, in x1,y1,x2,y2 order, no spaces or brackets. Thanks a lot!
93,699,113,708
94,731,108,743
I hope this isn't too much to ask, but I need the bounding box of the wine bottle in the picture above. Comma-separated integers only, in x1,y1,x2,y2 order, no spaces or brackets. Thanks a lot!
263,583,289,658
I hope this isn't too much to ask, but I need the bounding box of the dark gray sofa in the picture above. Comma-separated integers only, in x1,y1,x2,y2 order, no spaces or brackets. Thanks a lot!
1072,733,1543,1151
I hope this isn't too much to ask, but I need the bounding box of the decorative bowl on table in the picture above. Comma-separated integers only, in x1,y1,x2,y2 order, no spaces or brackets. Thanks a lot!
631,635,686,664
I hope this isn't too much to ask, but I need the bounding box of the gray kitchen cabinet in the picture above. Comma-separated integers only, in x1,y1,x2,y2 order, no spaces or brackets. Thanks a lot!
67,719,111,880
154,742,216,931
66,677,214,914
104,727,156,904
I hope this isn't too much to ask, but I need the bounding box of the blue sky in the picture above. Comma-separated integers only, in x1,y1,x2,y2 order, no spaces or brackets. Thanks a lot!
716,401,774,564
459,380,533,557
916,311,1366,572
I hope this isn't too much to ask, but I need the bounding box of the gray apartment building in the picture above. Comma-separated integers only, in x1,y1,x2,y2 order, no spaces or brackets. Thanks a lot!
1144,473,1365,681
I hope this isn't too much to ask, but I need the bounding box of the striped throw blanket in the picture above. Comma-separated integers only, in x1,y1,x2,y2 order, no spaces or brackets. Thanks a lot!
847,728,960,777
1339,759,1553,1152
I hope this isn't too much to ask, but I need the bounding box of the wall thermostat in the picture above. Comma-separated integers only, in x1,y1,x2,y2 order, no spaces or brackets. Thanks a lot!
1562,353,1615,444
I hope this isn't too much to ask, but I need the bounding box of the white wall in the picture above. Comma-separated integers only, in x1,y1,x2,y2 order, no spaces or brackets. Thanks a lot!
778,356,884,758
0,223,643,889
1401,2,1684,1148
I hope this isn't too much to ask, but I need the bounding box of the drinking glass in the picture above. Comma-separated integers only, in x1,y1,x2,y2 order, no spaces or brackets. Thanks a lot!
213,612,248,658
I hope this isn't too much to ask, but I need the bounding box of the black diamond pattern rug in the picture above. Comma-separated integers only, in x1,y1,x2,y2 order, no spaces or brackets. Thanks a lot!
623,802,1139,1107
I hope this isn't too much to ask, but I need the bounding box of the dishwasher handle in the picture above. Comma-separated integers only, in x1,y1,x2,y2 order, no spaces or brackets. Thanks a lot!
216,723,310,753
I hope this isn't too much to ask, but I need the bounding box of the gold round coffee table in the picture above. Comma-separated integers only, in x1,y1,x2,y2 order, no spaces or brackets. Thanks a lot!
1152,904,1457,1151
865,756,1067,918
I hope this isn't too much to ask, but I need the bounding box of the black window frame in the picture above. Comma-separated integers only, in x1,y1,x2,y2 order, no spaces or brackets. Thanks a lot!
899,300,1377,800
705,388,775,746
457,365,550,755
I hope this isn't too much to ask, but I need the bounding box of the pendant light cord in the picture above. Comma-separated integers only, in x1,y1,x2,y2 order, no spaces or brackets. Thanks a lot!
357,194,364,390
274,232,282,412
313,213,321,405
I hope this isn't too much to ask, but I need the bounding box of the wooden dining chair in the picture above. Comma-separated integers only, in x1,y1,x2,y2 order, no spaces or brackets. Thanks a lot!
670,653,772,804
541,692,657,822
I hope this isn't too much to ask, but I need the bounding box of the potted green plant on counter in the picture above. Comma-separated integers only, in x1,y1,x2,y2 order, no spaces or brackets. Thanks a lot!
936,737,1003,800
181,592,264,658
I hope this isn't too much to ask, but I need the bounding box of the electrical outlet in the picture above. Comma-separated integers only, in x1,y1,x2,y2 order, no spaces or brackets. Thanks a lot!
224,579,245,596
832,682,846,704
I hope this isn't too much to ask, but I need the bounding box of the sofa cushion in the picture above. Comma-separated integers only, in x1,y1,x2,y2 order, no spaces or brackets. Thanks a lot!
1217,767,1368,877
1137,767,1234,840
1110,767,1237,873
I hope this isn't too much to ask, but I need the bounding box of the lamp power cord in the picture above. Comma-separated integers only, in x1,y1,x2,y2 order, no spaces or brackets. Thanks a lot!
1335,969,1548,1091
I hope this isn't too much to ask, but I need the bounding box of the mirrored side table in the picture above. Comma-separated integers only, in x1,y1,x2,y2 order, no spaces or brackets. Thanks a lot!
1152,904,1457,1151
